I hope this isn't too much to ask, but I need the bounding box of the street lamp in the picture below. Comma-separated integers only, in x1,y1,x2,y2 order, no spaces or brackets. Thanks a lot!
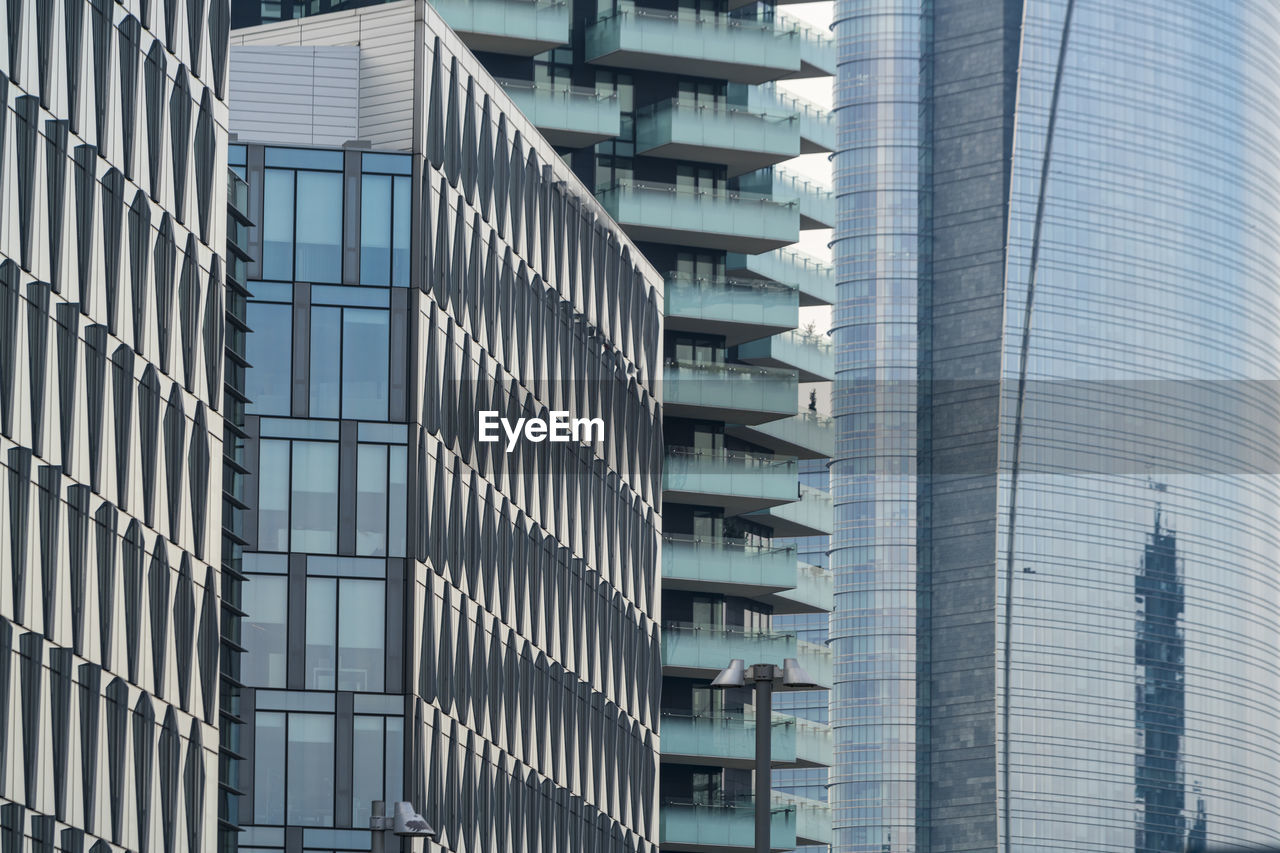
711,657,819,853
369,800,436,853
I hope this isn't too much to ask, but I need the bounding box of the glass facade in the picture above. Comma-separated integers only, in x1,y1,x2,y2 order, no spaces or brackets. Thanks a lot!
835,0,1280,851
227,16,664,851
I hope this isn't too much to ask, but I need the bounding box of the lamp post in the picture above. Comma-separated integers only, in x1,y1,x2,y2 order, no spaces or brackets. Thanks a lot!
710,657,819,853
370,800,436,853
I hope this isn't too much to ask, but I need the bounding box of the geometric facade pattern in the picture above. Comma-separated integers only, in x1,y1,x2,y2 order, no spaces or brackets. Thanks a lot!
0,0,229,845
227,11,663,853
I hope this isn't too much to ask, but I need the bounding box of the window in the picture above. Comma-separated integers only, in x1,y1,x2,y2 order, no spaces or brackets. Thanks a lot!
241,572,287,688
253,712,286,823
303,577,384,692
351,711,403,829
253,710,335,827
308,304,390,420
262,150,343,283
245,300,292,415
359,155,411,286
257,436,339,554
354,442,406,557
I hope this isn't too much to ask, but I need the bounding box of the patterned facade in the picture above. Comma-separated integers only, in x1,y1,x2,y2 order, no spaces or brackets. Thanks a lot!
834,1,1280,851
225,7,664,852
0,0,231,847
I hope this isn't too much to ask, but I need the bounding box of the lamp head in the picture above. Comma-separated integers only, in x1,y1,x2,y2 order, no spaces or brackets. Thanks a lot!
392,801,437,838
781,657,818,689
711,659,746,689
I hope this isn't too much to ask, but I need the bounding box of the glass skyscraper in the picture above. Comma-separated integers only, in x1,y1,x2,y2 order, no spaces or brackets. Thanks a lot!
225,7,664,852
834,1,1280,851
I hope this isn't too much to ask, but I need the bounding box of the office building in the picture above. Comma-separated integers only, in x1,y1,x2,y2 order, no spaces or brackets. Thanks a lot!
0,0,231,846
833,2,1280,851
224,6,664,852
226,0,840,851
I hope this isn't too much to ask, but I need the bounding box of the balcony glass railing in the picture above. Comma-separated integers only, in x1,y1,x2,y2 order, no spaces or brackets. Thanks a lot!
727,246,834,305
598,178,799,251
660,710,831,767
663,358,799,419
777,559,834,613
661,798,797,850
774,792,832,844
663,446,799,505
749,482,834,536
662,621,801,673
779,11,834,76
738,328,834,382
732,81,834,151
635,97,798,169
496,78,620,143
429,0,570,52
742,411,835,459
662,532,798,592
586,4,802,83
664,274,800,338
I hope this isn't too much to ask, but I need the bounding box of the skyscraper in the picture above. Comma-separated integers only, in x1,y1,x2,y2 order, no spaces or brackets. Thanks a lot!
0,0,231,846
224,7,664,852
833,2,1280,851
227,0,840,850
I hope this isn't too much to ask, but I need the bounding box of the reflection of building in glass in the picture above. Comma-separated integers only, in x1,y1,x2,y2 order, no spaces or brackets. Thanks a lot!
224,9,663,851
1135,510,1186,853
834,1,1280,852
0,0,232,847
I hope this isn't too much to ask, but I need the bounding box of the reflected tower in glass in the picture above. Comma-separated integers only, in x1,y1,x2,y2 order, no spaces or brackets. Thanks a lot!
834,1,1280,851
224,7,664,852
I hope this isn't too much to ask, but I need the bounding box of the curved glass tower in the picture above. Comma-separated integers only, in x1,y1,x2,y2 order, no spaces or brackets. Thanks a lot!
834,1,1280,851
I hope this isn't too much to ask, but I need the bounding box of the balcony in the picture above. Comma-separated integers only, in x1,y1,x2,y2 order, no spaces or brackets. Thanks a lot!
662,533,798,597
428,0,569,56
661,800,796,852
731,82,834,153
779,13,835,79
727,413,834,460
776,793,832,846
660,711,833,769
773,561,833,614
737,329,834,382
797,639,832,689
727,247,834,306
663,447,798,514
662,622,801,679
598,179,799,253
664,275,799,346
747,483,833,537
635,98,799,176
738,168,833,229
497,79,621,147
662,359,798,425
585,5,801,85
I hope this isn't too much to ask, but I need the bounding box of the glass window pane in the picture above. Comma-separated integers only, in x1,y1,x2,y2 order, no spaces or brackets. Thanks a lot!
341,309,389,420
351,716,383,829
254,712,286,824
286,714,334,826
309,307,341,419
305,578,337,689
355,444,388,557
245,302,292,416
360,174,391,285
392,176,411,287
290,442,339,553
262,169,294,280
338,578,385,692
388,445,407,558
258,439,291,552
384,716,403,804
242,574,288,688
295,171,343,284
